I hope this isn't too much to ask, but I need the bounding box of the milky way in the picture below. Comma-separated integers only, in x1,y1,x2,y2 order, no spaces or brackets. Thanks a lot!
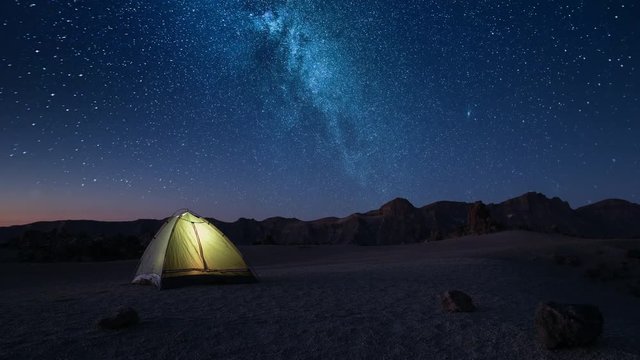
0,0,638,225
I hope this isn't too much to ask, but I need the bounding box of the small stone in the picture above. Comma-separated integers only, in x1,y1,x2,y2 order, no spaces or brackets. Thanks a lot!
441,290,476,312
97,306,139,330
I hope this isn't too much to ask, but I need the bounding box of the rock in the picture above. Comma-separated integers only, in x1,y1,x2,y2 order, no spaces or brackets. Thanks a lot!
467,201,492,235
429,229,443,241
97,306,139,330
534,302,603,349
379,198,416,217
441,290,476,312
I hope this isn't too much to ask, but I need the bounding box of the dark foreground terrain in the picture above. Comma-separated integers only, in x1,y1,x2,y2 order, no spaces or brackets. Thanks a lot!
1,231,639,359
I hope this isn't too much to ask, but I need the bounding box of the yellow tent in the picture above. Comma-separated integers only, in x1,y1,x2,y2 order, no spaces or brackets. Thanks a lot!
132,209,256,288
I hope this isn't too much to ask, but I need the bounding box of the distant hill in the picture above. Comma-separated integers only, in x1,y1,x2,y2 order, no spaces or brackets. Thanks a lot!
1,192,639,261
0,219,161,241
576,199,640,238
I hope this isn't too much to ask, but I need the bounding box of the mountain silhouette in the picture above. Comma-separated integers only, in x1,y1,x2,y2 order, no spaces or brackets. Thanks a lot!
1,192,638,261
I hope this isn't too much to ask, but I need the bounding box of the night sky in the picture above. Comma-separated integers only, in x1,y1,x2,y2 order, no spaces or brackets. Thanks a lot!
1,0,638,226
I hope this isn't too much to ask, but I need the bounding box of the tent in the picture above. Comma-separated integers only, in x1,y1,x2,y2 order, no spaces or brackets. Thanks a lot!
132,209,256,288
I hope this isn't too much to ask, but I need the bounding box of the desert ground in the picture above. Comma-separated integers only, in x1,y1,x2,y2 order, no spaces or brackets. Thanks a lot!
1,231,639,359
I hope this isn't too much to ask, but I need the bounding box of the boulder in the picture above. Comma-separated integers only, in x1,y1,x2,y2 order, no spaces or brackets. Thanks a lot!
467,201,492,235
441,290,476,312
97,306,139,330
534,302,603,349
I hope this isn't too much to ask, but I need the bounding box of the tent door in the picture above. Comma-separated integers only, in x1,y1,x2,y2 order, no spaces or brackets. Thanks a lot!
191,222,209,270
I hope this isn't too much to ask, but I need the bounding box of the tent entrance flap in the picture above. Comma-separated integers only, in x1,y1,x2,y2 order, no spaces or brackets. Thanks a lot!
191,222,208,270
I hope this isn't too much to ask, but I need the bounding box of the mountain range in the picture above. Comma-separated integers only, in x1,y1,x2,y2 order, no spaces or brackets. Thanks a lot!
1,192,639,261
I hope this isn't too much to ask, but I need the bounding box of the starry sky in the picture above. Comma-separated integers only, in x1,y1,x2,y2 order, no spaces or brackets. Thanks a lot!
1,0,639,226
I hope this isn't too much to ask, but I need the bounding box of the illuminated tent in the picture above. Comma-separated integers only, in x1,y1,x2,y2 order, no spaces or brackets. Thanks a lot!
132,209,256,289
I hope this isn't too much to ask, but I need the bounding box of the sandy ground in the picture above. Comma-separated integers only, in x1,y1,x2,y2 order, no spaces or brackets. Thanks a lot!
1,231,639,359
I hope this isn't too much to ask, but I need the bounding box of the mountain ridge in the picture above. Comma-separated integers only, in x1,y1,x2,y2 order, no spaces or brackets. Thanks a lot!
1,192,639,261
